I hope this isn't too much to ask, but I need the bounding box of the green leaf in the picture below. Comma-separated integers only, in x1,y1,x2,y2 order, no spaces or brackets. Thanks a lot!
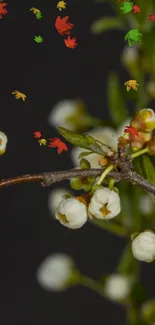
57,127,110,155
91,17,124,34
107,72,128,127
78,151,93,159
136,154,155,185
80,158,91,169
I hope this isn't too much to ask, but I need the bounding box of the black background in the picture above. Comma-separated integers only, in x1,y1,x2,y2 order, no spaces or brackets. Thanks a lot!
0,0,155,324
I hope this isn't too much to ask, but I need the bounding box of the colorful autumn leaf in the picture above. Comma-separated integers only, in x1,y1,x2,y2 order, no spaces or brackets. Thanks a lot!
64,36,77,49
124,29,142,46
0,2,8,19
57,1,67,11
124,126,139,139
148,14,155,21
124,79,139,91
33,131,42,139
38,139,47,146
132,4,140,13
36,12,43,19
30,7,41,15
34,35,43,43
48,138,68,154
12,90,27,101
55,16,74,36
120,1,133,14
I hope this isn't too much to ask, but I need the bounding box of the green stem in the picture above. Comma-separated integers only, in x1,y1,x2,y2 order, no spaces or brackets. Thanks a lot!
130,147,149,160
96,164,115,185
79,275,104,297
89,218,128,237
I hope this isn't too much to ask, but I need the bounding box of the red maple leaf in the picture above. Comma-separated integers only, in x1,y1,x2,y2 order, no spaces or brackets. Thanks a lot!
48,138,68,154
0,2,8,19
55,16,74,36
148,14,155,20
33,131,42,139
124,126,139,139
64,36,78,49
132,4,140,14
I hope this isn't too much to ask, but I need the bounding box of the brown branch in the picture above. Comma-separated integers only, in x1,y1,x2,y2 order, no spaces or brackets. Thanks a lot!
0,168,155,196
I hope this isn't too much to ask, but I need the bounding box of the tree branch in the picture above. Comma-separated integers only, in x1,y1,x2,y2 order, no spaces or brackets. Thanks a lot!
0,168,155,196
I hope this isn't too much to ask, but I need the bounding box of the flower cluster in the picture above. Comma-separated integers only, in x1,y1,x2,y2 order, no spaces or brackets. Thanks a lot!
119,108,155,153
55,186,121,229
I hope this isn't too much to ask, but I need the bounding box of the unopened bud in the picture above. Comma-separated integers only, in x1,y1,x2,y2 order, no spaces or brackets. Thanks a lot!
55,196,88,229
88,187,121,220
131,109,155,132
132,230,155,262
131,131,152,151
0,131,8,155
141,299,155,324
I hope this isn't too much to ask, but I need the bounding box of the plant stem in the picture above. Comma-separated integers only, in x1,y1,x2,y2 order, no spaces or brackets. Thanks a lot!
89,218,128,237
130,147,149,160
96,164,115,185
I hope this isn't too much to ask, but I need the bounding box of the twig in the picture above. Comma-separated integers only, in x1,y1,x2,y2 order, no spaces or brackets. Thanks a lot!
0,169,155,196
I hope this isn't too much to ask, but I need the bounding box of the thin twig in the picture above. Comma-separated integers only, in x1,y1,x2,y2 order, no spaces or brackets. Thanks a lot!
0,169,155,196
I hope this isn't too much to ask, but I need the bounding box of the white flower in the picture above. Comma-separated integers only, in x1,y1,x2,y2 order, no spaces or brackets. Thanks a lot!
36,253,74,291
121,46,138,65
88,187,121,220
132,231,155,262
48,99,85,131
0,131,8,155
48,188,72,218
55,197,88,229
139,194,154,215
104,274,133,301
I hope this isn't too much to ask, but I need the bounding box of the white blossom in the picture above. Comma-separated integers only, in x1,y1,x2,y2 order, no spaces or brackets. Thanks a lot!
88,187,121,220
104,274,133,301
36,254,74,291
0,131,8,155
48,99,85,131
132,231,155,262
121,46,138,65
48,188,72,218
55,197,88,229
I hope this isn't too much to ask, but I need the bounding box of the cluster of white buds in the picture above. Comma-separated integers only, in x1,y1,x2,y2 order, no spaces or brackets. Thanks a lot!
55,187,121,229
132,230,155,262
0,131,8,155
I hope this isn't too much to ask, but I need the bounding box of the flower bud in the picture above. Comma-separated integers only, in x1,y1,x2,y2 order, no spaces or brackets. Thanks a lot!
132,230,155,262
36,253,74,291
0,131,8,155
131,109,155,132
55,196,88,229
88,187,121,220
104,274,133,301
131,131,152,151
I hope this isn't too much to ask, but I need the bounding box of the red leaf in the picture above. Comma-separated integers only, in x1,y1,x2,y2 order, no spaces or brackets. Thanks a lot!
124,126,139,139
0,2,8,19
48,138,68,154
55,16,74,36
132,4,140,14
148,14,155,20
64,36,78,49
33,131,42,139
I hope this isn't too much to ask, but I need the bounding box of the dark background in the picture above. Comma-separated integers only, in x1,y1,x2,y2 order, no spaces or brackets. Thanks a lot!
0,0,155,324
